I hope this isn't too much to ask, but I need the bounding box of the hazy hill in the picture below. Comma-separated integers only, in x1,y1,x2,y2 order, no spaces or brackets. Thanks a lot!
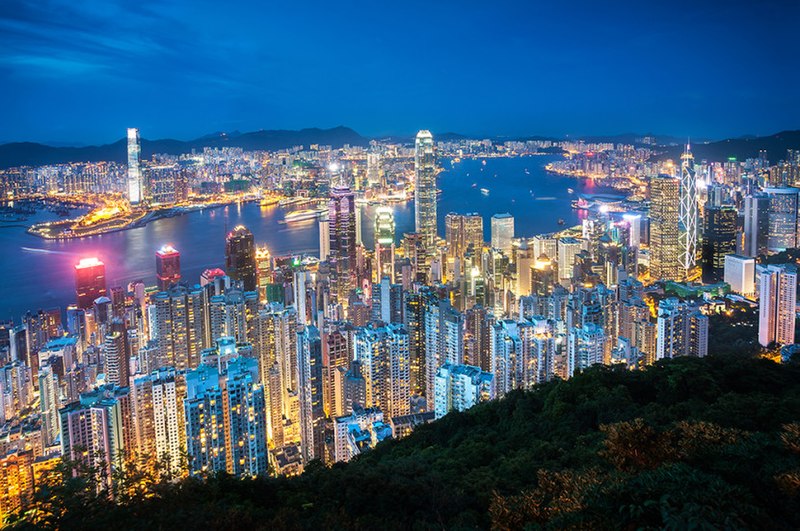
0,126,368,169
658,130,800,162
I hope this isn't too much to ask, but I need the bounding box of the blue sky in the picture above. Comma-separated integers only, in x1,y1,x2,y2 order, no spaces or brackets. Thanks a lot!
1,0,798,144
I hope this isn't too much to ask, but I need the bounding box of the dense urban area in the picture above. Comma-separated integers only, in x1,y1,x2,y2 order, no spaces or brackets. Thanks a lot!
0,128,798,526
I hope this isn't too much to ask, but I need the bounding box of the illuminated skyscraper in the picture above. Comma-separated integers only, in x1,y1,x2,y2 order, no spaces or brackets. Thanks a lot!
414,130,437,254
764,188,799,251
445,212,483,277
374,207,395,281
255,246,271,302
318,214,330,261
296,325,325,463
329,186,357,301
225,225,257,291
156,245,181,291
127,127,141,205
758,264,797,347
678,144,698,275
491,213,514,258
649,175,681,280
743,193,769,257
75,257,107,310
557,237,582,281
366,151,383,187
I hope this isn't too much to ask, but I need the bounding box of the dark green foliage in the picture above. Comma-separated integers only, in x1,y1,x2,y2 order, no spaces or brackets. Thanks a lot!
9,356,800,530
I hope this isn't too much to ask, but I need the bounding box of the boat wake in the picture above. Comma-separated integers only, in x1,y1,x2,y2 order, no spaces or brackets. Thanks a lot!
21,247,74,256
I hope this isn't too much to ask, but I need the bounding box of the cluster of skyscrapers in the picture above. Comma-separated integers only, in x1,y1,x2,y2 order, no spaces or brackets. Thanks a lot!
0,130,798,516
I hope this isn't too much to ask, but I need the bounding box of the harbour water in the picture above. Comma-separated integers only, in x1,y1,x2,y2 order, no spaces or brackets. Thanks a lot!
0,154,609,320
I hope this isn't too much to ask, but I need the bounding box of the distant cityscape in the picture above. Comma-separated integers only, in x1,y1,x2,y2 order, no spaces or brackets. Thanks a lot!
0,126,799,517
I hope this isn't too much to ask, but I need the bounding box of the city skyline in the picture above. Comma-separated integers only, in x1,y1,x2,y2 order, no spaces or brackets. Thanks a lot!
1,0,799,525
2,0,799,144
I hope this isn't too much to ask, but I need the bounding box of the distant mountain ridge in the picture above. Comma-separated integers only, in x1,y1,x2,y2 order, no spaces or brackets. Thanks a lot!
0,126,369,169
2,127,800,169
658,130,800,162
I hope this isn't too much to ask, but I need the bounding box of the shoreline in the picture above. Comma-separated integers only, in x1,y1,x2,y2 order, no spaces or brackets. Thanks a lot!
26,197,263,240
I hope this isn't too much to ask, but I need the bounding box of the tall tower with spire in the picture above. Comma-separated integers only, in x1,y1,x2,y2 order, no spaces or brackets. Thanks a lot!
679,142,698,277
414,130,437,253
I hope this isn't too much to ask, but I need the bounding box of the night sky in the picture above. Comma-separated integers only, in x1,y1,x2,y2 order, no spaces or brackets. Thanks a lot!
1,0,798,144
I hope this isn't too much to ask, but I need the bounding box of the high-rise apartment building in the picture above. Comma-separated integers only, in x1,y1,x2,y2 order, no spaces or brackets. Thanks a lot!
758,264,797,347
131,367,186,472
148,284,208,371
184,357,267,477
355,323,411,418
433,363,494,419
656,298,708,359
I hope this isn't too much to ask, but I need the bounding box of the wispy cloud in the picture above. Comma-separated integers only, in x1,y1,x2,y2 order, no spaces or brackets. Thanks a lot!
0,0,255,89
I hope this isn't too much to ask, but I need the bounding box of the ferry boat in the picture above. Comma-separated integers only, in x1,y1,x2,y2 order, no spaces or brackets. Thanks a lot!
480,188,490,196
282,208,325,223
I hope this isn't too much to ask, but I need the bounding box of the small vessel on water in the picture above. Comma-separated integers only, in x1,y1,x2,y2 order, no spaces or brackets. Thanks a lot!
567,188,575,194
524,169,530,175
282,208,325,223
481,160,487,166
480,188,490,196
472,183,477,188
558,218,566,226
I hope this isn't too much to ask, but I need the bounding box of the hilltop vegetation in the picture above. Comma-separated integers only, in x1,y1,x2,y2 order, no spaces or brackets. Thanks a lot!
8,355,800,530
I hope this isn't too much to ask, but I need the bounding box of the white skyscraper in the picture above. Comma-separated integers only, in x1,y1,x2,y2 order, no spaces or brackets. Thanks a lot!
678,143,698,275
567,323,605,377
127,127,142,205
557,237,583,281
433,363,494,419
491,213,515,258
319,214,330,261
724,254,756,298
758,264,797,347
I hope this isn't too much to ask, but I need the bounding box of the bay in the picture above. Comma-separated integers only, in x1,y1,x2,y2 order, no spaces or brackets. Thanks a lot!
0,154,606,320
